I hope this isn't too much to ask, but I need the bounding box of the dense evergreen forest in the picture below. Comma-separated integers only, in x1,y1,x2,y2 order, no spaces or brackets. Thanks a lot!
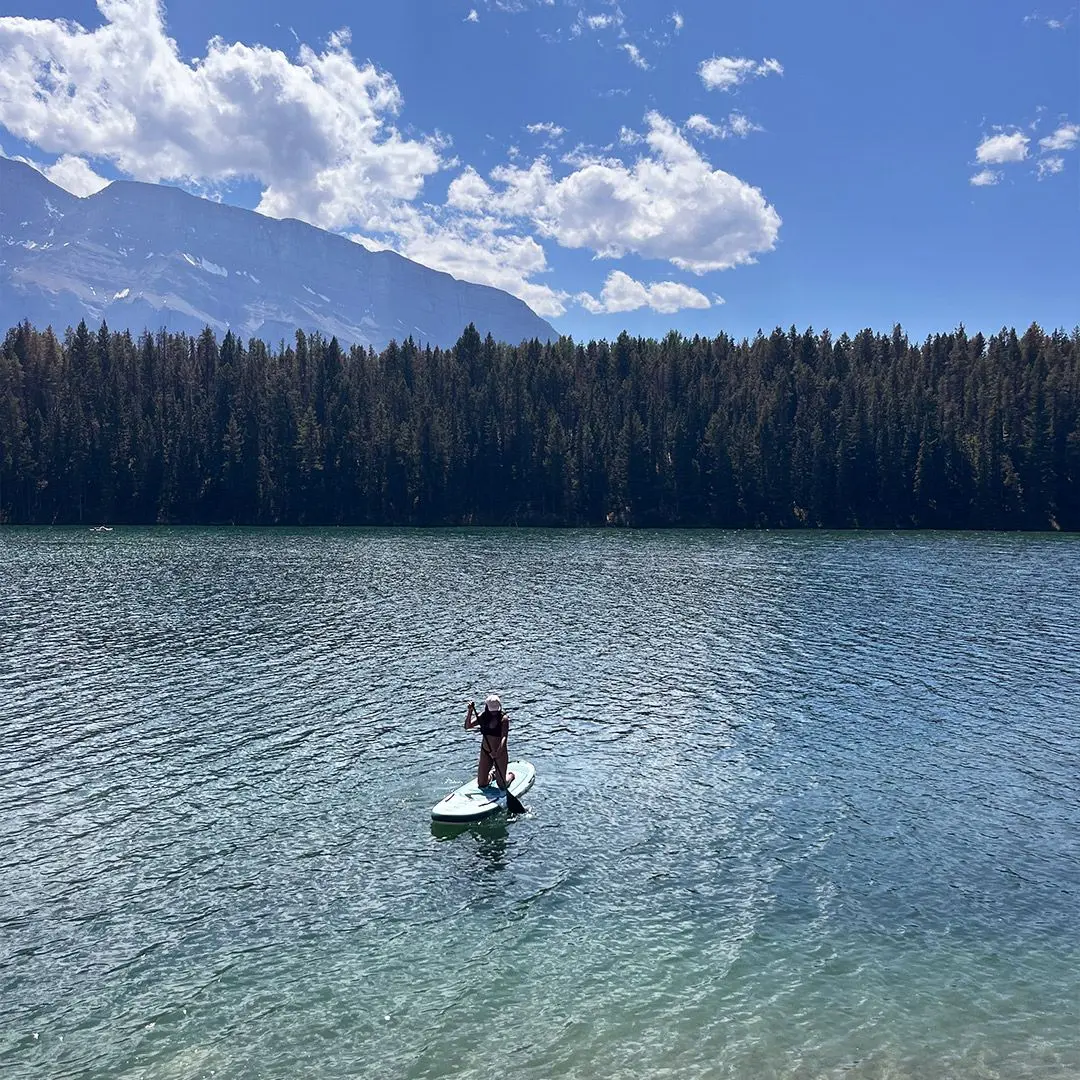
1,319,1077,529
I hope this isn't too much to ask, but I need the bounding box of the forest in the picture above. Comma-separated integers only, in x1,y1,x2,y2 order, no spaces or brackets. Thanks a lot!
0,319,1077,529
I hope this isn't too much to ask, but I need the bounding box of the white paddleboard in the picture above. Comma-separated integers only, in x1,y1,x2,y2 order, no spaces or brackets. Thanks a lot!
431,760,536,822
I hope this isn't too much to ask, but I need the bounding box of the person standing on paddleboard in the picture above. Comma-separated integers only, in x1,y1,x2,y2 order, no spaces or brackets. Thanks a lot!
465,695,515,790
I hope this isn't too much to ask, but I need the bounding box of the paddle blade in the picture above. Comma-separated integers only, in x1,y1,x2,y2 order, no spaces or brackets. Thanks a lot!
506,790,526,815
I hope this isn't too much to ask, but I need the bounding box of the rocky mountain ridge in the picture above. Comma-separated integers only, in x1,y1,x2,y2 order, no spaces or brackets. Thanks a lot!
0,157,556,349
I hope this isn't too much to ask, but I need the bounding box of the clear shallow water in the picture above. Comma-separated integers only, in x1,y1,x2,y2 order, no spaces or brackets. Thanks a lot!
1,527,1078,1080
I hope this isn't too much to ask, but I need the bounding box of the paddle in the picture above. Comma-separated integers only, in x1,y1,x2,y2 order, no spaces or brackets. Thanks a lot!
471,700,526,815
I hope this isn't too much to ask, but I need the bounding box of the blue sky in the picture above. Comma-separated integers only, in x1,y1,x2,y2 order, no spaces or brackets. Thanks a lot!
1,0,1078,340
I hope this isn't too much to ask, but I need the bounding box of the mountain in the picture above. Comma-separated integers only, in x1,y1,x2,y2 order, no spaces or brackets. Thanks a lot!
0,157,556,349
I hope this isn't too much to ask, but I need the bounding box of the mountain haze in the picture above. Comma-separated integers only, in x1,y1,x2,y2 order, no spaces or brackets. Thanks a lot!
0,157,556,349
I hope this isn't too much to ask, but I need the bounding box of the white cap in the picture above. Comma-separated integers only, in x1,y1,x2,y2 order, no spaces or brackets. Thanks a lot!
484,694,503,713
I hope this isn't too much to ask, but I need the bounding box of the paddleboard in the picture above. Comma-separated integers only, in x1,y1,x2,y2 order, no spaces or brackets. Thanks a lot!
431,760,535,822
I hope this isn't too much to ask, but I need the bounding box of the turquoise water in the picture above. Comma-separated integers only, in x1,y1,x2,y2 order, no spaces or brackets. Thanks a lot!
1,528,1078,1079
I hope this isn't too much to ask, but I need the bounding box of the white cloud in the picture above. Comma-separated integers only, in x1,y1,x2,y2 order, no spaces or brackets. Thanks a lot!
574,7,624,35
727,112,759,138
577,270,713,314
685,112,762,139
526,121,566,142
1024,10,1069,27
969,169,1001,186
671,11,684,32
686,115,725,139
37,153,111,196
618,125,644,145
0,1,572,316
459,111,781,274
348,232,395,253
699,56,783,91
0,2,781,321
465,9,479,22
0,1,444,233
1039,123,1079,151
1037,156,1065,178
975,131,1030,164
445,166,492,212
383,206,569,318
621,43,649,69
559,142,607,168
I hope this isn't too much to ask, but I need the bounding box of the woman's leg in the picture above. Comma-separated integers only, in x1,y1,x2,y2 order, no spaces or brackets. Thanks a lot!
493,747,515,789
477,748,494,787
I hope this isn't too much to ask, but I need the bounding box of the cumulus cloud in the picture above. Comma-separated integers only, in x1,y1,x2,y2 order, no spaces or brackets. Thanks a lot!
577,270,714,314
621,43,649,69
0,2,782,319
0,0,444,232
975,132,1030,164
451,111,781,274
969,121,1077,185
526,121,566,143
671,11,684,32
1037,156,1065,178
0,1,569,310
465,9,479,22
699,56,783,91
380,206,569,318
445,166,492,212
1039,122,1079,151
686,112,762,139
686,115,725,139
33,153,110,196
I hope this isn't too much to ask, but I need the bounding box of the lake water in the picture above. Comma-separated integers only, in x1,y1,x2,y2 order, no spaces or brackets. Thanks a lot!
2,527,1078,1080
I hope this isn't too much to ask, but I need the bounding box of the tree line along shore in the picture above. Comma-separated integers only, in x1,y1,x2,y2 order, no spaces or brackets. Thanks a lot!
1,319,1077,529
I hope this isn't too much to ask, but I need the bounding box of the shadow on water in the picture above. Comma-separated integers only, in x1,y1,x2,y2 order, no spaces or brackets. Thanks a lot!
430,814,515,869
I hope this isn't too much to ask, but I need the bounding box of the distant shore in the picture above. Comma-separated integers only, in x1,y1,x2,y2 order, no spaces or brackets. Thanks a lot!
3,320,1077,530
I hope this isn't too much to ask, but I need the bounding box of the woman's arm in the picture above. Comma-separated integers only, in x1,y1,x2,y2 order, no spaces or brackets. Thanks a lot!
464,701,479,729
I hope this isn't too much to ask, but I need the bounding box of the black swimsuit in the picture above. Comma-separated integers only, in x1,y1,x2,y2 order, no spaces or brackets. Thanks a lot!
478,711,503,745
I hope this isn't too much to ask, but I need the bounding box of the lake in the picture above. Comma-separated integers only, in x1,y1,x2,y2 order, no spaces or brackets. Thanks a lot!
1,527,1078,1079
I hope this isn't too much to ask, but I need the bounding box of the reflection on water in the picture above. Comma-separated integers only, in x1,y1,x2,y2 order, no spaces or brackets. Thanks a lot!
1,527,1078,1080
431,815,511,866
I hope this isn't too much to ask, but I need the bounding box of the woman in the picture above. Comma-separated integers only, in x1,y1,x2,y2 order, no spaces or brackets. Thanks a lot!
465,695,515,790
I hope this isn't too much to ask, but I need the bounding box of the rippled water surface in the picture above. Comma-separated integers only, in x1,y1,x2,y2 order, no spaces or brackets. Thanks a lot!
2,527,1079,1080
